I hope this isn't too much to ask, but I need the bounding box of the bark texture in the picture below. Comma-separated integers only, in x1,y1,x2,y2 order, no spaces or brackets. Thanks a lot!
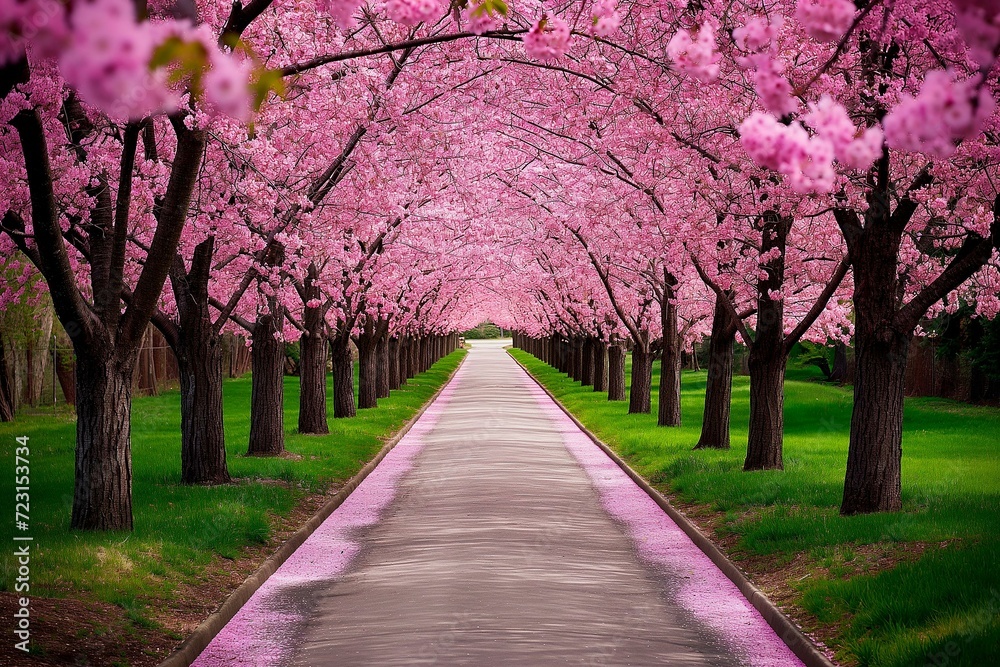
171,237,230,483
357,333,378,409
841,335,909,513
593,342,607,392
607,344,626,401
388,337,401,390
581,337,595,386
744,213,790,471
330,336,356,419
696,292,735,449
298,323,328,434
71,350,136,530
0,338,14,422
247,304,285,456
658,288,681,427
628,348,653,414
376,334,391,399
176,326,229,483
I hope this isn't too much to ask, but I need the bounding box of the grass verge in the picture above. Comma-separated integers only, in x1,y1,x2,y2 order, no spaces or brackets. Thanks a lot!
0,349,465,666
509,348,1000,667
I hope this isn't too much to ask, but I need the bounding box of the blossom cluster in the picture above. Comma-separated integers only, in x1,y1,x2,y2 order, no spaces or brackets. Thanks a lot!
317,0,368,29
59,0,179,120
739,112,835,194
794,0,856,43
384,0,441,26
524,16,571,62
591,0,622,39
466,1,502,35
952,0,1000,69
739,97,883,195
0,0,68,64
803,96,883,170
883,70,996,157
733,14,783,53
3,0,254,121
666,24,720,82
745,54,798,116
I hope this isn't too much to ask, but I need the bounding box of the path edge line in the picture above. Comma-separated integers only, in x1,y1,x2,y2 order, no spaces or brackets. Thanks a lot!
508,349,837,667
157,350,469,667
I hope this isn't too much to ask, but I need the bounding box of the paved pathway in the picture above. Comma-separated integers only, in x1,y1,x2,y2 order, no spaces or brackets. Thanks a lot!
193,340,805,666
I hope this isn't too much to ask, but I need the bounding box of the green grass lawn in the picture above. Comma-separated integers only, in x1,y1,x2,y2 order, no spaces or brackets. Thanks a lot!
0,349,465,636
510,349,1000,667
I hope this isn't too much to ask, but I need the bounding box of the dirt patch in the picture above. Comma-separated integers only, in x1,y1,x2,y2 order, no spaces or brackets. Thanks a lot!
0,592,176,666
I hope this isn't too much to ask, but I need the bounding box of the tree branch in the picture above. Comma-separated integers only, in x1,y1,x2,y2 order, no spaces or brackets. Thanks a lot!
783,255,850,354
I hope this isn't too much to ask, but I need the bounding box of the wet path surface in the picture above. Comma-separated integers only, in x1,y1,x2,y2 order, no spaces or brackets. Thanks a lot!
193,340,804,666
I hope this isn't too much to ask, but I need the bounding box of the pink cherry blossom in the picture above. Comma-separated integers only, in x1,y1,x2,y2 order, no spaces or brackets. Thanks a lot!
883,69,996,157
733,14,783,53
0,0,69,64
204,52,252,121
803,95,883,170
738,112,836,193
952,0,1000,69
747,53,798,116
58,0,178,120
524,15,571,62
465,1,501,35
317,0,368,29
385,0,442,26
839,127,883,170
795,0,856,43
667,23,720,82
591,0,622,39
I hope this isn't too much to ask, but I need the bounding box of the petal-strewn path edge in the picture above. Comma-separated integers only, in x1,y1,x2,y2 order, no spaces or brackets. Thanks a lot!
183,341,832,666
189,376,461,667
511,349,838,667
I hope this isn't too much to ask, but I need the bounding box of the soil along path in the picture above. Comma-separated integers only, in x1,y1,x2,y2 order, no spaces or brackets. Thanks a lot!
191,340,804,666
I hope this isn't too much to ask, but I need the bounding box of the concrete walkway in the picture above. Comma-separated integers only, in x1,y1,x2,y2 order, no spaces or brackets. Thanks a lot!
193,340,804,667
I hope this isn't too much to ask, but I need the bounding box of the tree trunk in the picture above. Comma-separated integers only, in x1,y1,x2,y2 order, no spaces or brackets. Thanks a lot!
696,293,735,449
298,323,328,434
55,347,76,405
608,344,626,401
744,211,790,471
658,296,682,427
581,337,595,386
744,347,786,470
628,348,653,414
247,306,285,456
841,333,909,514
71,349,135,531
830,342,849,384
176,325,230,483
376,334,390,399
0,337,14,421
400,337,412,382
357,334,378,409
409,336,421,378
840,207,910,513
388,337,401,390
593,342,607,392
330,336,356,418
